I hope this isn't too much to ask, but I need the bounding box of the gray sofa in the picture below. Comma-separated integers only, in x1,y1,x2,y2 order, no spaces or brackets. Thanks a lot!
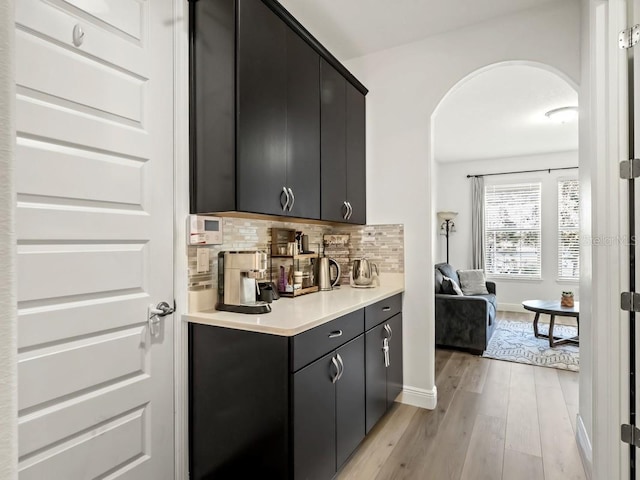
434,263,497,355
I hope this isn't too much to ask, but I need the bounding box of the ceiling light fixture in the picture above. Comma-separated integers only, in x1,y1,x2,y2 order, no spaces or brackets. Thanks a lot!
545,106,579,124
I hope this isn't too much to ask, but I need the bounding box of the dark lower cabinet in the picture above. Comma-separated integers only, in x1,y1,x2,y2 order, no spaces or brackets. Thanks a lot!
336,336,366,468
293,352,336,480
294,336,365,479
365,323,388,433
386,313,404,407
189,300,400,480
364,297,404,434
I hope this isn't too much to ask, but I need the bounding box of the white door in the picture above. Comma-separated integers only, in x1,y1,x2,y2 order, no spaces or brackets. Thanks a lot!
15,0,175,478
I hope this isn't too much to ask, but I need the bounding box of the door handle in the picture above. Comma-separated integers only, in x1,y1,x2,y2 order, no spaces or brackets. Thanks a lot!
336,353,344,381
148,301,174,337
328,330,343,338
342,201,349,219
280,187,290,211
346,202,353,220
331,356,340,383
287,188,295,211
382,306,391,312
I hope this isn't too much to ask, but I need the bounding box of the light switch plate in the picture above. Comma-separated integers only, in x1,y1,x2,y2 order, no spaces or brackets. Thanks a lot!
196,248,210,273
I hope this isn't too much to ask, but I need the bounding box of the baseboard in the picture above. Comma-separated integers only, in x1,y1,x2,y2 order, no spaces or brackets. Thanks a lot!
576,414,593,480
498,303,527,313
398,385,437,410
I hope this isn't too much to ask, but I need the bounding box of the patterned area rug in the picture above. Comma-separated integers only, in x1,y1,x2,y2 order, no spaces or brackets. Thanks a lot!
483,319,579,371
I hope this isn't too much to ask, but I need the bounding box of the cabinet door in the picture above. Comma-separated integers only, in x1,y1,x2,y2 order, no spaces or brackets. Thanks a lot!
293,351,337,480
345,82,366,224
365,323,387,434
237,0,287,216
320,59,348,222
387,314,404,407
286,28,320,219
336,335,365,468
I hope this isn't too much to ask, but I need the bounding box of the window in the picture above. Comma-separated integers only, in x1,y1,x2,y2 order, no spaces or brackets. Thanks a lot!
484,183,542,278
558,179,580,280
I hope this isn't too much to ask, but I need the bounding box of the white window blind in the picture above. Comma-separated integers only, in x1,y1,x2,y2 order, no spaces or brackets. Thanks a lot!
558,179,580,280
484,183,542,278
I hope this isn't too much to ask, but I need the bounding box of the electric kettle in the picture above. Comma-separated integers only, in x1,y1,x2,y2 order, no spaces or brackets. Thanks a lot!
318,257,341,291
351,258,379,287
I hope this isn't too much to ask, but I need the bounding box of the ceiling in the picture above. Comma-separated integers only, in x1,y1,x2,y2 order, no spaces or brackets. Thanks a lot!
277,1,577,162
433,65,578,163
279,0,562,61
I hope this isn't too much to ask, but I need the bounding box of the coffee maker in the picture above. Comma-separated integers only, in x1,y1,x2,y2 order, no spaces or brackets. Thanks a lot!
216,251,272,314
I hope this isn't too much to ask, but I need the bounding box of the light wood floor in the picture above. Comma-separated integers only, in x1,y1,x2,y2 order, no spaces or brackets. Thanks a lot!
338,348,585,480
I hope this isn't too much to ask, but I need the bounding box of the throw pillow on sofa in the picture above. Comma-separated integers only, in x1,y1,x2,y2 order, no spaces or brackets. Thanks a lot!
457,269,489,295
442,275,463,296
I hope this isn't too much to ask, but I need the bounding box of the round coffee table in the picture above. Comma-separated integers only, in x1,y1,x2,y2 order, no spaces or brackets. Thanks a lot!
522,299,579,347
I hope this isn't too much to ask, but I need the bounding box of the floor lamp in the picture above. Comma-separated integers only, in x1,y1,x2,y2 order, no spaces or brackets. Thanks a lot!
438,211,458,264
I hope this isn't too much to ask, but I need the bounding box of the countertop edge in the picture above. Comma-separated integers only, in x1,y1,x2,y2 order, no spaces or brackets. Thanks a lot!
183,286,404,336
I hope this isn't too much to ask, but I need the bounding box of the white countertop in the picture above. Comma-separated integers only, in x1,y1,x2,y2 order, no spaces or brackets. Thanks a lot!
184,273,404,336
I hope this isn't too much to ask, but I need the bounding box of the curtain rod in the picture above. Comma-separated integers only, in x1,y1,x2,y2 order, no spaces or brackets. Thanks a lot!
466,166,578,178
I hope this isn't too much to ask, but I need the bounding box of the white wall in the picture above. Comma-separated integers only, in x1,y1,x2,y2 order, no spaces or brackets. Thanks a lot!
0,0,17,478
435,151,580,311
344,0,581,407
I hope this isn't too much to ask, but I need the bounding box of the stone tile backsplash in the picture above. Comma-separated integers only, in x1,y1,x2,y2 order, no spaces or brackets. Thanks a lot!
186,217,404,310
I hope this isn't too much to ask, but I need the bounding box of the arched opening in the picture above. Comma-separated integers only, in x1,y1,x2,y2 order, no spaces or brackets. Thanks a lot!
430,61,584,470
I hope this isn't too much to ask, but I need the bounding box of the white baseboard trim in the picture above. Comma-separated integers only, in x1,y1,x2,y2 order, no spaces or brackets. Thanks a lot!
498,303,527,313
576,414,593,480
399,385,437,410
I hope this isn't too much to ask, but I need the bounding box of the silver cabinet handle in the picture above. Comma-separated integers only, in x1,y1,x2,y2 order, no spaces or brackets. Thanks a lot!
346,202,353,220
384,323,393,340
342,201,349,219
382,307,391,312
280,187,290,211
336,353,344,381
331,356,340,383
328,330,343,338
288,188,295,211
382,338,390,367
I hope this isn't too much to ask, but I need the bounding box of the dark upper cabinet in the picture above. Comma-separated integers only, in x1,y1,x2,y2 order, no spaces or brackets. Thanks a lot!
237,0,288,216
320,60,348,223
237,0,320,218
191,0,365,220
285,27,321,219
345,82,367,225
320,59,367,224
